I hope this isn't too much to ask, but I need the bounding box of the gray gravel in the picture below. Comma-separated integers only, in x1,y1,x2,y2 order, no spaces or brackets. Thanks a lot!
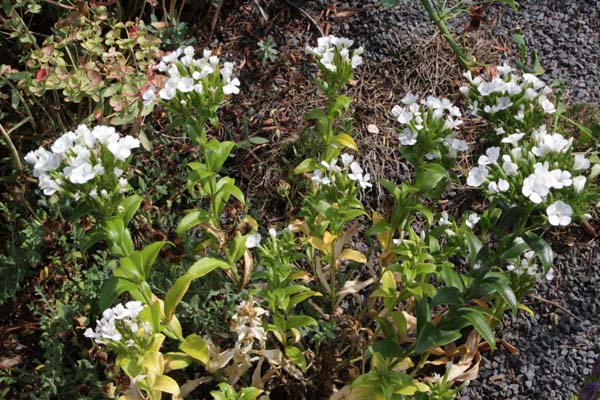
463,243,600,399
322,0,599,103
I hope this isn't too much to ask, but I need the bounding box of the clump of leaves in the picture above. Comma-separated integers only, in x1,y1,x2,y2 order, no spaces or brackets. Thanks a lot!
14,6,162,126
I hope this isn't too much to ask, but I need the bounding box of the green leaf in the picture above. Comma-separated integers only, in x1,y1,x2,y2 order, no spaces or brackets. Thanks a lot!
248,136,269,145
119,194,143,226
501,239,530,260
293,158,318,174
523,232,554,272
491,280,518,313
99,277,138,310
164,258,229,320
138,130,153,151
176,209,211,236
458,308,496,350
139,241,171,279
380,0,400,8
286,315,318,330
415,322,438,354
371,340,405,358
285,345,307,371
179,334,209,365
431,287,463,307
414,163,448,193
464,231,482,267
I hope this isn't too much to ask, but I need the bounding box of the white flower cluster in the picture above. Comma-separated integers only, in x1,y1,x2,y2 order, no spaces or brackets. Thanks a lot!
305,35,363,72
460,63,556,125
392,93,466,159
25,125,139,197
311,153,372,189
84,301,148,346
143,45,240,104
467,125,598,226
506,243,555,281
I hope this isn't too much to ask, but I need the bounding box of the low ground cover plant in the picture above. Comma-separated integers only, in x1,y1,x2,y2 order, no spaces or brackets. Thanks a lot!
3,2,600,399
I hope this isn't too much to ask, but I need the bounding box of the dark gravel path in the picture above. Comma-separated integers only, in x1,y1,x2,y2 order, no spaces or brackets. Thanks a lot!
323,0,599,104
462,243,600,399
319,1,600,398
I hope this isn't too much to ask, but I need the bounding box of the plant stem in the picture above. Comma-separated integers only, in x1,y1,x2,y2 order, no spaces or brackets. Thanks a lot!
419,0,471,70
0,122,23,173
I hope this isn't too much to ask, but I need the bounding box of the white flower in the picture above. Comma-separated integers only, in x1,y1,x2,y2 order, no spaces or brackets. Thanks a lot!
92,126,119,145
108,136,140,161
488,179,509,194
321,159,342,173
51,131,76,155
401,93,418,106
268,228,277,238
89,188,98,198
38,174,61,195
550,169,572,189
522,163,553,204
465,213,480,228
114,167,124,177
142,86,156,106
496,63,515,76
347,161,372,188
176,77,195,93
467,165,489,187
398,128,417,146
64,163,96,184
311,169,331,185
573,154,590,170
502,155,519,176
532,132,571,157
25,148,61,177
477,147,500,166
523,87,538,100
222,77,240,95
546,201,573,226
501,132,525,145
341,153,354,168
538,95,556,114
573,176,586,193
591,164,600,180
444,136,468,157
246,233,261,248
545,267,555,281
439,211,451,226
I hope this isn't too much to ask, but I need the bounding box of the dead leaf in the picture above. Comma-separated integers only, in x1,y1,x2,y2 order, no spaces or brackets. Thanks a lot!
0,356,21,369
335,278,375,307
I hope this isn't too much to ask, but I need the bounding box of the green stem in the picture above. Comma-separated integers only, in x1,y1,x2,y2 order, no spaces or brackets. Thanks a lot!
419,0,471,70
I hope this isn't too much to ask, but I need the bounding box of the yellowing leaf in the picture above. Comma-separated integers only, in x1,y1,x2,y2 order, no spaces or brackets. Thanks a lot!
153,375,180,395
334,133,358,151
339,248,367,263
179,334,209,365
518,303,535,317
307,236,330,255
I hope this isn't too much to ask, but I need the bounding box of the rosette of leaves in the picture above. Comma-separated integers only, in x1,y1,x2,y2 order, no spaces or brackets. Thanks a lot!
22,6,161,125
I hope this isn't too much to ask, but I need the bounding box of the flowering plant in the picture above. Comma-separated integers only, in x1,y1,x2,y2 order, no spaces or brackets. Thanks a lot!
24,124,140,219
460,64,556,134
466,124,599,229
392,93,467,167
144,45,240,144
